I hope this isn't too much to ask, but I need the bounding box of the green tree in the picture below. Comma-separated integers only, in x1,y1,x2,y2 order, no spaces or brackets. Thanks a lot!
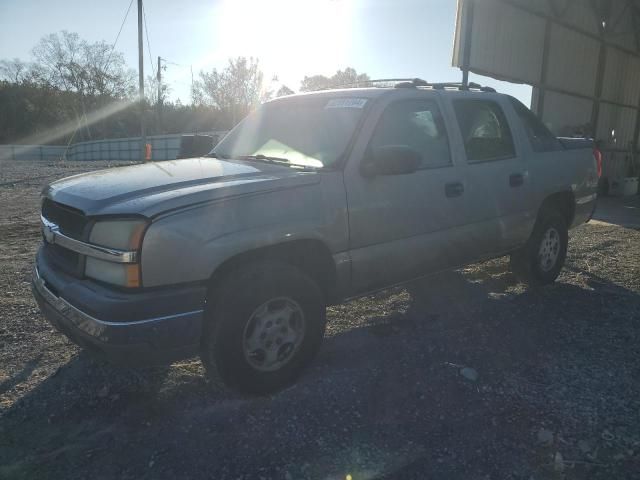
300,67,370,92
276,85,294,97
193,57,271,125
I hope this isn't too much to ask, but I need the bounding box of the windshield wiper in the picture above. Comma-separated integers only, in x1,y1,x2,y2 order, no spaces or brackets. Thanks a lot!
205,152,230,159
236,154,320,170
239,154,292,165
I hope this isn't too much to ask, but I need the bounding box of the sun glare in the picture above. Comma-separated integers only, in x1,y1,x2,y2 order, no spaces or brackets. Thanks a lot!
201,0,355,90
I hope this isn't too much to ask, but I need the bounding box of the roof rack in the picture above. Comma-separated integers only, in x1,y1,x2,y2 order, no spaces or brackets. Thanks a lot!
328,78,496,92
328,78,418,89
394,78,496,92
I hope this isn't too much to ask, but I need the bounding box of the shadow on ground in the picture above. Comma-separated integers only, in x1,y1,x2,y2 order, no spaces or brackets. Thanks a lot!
592,195,640,229
1,262,639,480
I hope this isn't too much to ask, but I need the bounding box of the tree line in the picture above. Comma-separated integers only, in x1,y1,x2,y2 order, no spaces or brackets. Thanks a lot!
0,31,370,145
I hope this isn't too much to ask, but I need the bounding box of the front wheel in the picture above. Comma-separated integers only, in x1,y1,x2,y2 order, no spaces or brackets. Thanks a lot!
510,211,568,286
201,262,326,394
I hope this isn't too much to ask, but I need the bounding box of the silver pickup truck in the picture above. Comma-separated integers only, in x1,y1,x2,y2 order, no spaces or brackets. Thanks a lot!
32,81,599,393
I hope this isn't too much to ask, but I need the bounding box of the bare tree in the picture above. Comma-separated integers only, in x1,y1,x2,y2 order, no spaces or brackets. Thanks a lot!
31,31,135,99
26,31,136,139
145,74,171,106
0,58,32,83
300,67,370,92
194,57,270,124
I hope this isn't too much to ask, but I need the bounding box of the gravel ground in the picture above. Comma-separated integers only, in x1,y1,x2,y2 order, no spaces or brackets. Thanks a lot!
1,159,639,480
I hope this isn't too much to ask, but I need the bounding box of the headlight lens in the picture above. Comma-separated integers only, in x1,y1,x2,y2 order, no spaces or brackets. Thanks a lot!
85,219,147,287
89,219,147,250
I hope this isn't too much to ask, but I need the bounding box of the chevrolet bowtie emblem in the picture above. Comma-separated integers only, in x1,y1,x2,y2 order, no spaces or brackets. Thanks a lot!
41,218,59,244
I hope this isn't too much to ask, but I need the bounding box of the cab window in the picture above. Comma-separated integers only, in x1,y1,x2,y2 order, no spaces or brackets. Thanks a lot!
453,99,516,162
369,99,452,169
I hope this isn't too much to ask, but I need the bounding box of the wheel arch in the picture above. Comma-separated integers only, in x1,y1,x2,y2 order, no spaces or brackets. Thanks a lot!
207,239,338,304
536,190,575,227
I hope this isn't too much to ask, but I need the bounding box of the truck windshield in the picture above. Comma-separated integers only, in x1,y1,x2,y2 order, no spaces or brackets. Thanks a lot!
213,97,367,168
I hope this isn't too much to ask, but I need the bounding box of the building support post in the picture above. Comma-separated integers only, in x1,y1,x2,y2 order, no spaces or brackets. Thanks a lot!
536,18,553,116
591,38,607,140
461,0,475,88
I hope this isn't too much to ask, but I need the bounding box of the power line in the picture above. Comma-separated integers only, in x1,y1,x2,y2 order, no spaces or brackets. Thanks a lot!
142,2,156,78
105,0,135,70
162,59,182,67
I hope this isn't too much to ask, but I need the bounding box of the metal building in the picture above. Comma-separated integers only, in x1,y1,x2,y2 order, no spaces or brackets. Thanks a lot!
453,0,640,182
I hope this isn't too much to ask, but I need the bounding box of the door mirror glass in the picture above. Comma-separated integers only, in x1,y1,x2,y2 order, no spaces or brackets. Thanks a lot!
362,145,421,176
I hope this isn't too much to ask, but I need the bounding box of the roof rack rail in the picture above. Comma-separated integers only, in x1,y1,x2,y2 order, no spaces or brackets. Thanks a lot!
394,78,429,88
317,78,497,92
328,78,421,89
395,79,496,92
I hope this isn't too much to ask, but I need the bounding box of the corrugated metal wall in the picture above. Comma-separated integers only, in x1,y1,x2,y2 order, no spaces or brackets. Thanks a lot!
467,0,545,84
538,90,593,136
545,26,599,97
602,48,640,107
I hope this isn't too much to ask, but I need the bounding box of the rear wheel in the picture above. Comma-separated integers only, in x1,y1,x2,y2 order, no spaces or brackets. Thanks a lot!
201,262,326,394
510,211,568,286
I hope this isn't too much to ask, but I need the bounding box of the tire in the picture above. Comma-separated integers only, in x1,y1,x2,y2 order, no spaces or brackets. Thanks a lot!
510,211,568,286
201,261,326,394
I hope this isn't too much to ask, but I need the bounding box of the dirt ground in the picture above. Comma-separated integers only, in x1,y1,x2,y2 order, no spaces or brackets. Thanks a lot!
1,159,639,480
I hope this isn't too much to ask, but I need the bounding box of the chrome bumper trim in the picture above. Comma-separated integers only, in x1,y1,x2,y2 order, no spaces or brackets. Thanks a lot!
41,215,138,264
33,266,203,338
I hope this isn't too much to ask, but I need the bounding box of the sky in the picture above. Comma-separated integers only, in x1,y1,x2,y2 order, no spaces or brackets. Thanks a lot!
0,0,532,105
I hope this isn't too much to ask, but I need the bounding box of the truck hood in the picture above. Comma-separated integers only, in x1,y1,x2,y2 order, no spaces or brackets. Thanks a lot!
44,157,320,217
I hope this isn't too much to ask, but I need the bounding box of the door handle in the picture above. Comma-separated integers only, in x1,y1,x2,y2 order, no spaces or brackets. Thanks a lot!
509,173,524,187
445,182,464,197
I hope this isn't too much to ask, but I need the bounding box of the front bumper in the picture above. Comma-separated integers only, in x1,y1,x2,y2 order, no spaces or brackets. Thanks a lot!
32,249,207,366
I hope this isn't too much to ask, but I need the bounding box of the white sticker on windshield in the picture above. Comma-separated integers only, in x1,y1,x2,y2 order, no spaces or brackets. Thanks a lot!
325,98,368,109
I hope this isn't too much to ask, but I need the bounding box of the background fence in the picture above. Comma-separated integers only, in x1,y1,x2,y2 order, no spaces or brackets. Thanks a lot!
0,144,67,161
0,131,228,162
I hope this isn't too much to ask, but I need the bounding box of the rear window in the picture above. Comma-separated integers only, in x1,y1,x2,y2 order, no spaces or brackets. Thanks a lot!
509,97,562,152
453,100,516,162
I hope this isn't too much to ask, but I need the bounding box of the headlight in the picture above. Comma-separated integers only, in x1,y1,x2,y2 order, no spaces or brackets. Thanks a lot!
85,219,147,287
89,219,147,250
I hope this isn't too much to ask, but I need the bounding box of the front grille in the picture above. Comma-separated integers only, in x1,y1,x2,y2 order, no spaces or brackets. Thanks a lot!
45,243,81,277
41,199,88,277
42,199,89,240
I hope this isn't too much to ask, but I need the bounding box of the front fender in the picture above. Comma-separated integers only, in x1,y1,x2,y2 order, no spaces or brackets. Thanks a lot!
140,182,347,287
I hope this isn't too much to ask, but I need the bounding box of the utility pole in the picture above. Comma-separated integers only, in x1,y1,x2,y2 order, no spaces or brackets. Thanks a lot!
137,0,146,161
157,56,162,133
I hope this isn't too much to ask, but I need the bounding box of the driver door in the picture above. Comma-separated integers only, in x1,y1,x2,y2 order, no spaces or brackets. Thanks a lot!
344,93,471,294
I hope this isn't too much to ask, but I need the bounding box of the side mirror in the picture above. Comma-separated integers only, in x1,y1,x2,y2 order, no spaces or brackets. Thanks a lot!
361,145,421,177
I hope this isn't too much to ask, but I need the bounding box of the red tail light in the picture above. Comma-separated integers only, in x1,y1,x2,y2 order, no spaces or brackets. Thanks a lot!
593,147,603,178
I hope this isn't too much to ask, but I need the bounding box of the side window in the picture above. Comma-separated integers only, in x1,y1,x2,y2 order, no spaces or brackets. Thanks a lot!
453,99,516,162
508,97,562,152
369,99,451,168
